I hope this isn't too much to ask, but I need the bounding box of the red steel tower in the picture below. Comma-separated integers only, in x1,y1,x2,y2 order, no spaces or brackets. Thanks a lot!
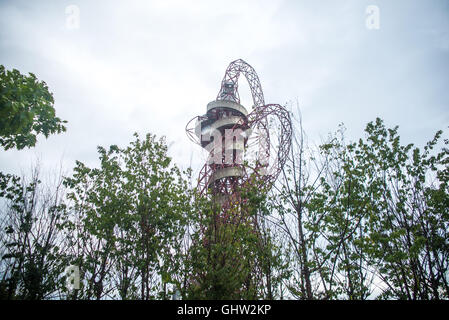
186,59,292,211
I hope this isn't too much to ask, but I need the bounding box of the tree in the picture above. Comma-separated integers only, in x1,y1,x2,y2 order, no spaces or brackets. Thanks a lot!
301,118,448,299
351,118,449,299
304,124,376,299
63,133,193,299
0,65,67,150
0,165,68,299
273,109,448,300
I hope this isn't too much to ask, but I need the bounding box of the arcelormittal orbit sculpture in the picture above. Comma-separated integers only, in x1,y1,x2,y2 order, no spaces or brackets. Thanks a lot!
186,59,292,217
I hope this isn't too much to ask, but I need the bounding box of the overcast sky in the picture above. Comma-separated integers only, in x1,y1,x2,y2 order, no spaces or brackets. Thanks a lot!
1,0,448,178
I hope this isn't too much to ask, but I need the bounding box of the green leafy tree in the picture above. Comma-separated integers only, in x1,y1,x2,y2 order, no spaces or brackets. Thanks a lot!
304,125,376,299
274,112,448,300
353,119,449,299
0,65,67,150
63,133,193,299
303,118,448,299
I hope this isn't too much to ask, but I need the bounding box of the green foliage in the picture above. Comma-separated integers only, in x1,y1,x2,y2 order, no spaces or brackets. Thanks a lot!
273,115,448,300
0,65,67,150
62,133,193,299
303,118,449,299
1,115,446,300
0,170,68,299
186,182,289,300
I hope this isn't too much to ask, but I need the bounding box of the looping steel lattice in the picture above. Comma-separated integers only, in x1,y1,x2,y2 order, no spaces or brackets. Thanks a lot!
186,59,292,209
